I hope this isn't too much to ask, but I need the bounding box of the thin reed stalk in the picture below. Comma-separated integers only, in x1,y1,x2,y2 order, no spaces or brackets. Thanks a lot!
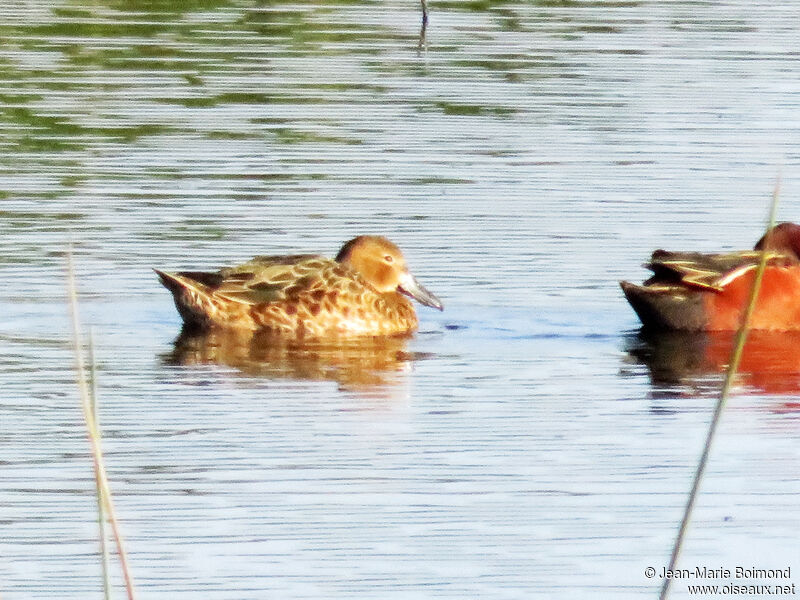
659,183,780,600
88,329,113,600
66,251,137,600
418,0,429,50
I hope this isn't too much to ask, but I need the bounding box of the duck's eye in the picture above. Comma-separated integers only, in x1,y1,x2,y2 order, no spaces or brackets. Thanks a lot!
384,254,394,263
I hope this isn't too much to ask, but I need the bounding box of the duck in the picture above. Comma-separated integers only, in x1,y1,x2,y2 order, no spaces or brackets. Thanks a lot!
156,235,443,339
620,222,800,331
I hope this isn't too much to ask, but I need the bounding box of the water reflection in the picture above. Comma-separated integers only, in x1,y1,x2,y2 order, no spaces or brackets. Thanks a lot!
3,0,800,596
626,329,800,396
164,326,428,390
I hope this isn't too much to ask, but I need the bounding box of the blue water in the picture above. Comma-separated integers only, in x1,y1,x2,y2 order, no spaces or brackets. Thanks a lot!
2,1,800,598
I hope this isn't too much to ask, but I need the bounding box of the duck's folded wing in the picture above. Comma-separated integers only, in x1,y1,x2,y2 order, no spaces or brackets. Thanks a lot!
214,255,334,305
645,250,794,291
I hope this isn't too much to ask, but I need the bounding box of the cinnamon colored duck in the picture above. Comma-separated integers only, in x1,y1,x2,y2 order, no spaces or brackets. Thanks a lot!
156,236,443,338
621,222,800,331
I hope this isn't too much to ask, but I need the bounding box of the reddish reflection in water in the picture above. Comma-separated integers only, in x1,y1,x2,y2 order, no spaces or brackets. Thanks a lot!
627,330,800,401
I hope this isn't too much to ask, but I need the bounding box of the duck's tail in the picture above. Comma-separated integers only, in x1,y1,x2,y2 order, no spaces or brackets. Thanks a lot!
154,269,223,328
620,280,708,331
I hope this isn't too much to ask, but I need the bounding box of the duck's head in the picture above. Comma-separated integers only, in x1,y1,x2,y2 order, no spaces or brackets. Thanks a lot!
336,236,443,311
754,222,800,260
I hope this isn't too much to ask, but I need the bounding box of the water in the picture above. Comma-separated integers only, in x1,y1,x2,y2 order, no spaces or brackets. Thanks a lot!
2,1,800,598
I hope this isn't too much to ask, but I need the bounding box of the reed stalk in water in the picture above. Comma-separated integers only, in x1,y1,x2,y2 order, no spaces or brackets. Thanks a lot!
67,251,137,600
88,328,112,600
659,181,780,600
418,0,429,50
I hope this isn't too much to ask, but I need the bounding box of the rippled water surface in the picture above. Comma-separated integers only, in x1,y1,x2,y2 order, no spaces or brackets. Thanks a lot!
2,1,800,598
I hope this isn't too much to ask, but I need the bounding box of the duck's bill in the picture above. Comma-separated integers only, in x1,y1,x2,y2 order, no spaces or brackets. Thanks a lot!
399,273,444,311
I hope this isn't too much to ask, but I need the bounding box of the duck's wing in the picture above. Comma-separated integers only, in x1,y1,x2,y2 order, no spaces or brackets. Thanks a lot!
645,250,796,291
213,254,343,305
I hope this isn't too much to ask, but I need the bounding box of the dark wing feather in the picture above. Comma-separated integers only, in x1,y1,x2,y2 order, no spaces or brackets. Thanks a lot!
645,250,795,291
175,271,225,288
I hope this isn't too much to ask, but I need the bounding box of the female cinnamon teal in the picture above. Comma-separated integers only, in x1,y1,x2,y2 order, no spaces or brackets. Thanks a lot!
156,235,443,338
621,222,800,331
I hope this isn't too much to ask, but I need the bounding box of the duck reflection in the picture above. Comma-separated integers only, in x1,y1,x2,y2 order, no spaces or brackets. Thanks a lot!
626,329,800,396
165,326,427,390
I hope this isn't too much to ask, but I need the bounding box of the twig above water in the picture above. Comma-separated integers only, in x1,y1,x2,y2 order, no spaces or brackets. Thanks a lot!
418,0,429,50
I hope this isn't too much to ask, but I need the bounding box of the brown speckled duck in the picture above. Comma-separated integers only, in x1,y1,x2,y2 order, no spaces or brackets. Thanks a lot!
156,235,443,339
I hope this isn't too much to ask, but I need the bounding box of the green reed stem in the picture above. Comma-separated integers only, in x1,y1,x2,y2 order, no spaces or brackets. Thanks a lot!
88,328,112,600
67,251,137,600
659,183,780,600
